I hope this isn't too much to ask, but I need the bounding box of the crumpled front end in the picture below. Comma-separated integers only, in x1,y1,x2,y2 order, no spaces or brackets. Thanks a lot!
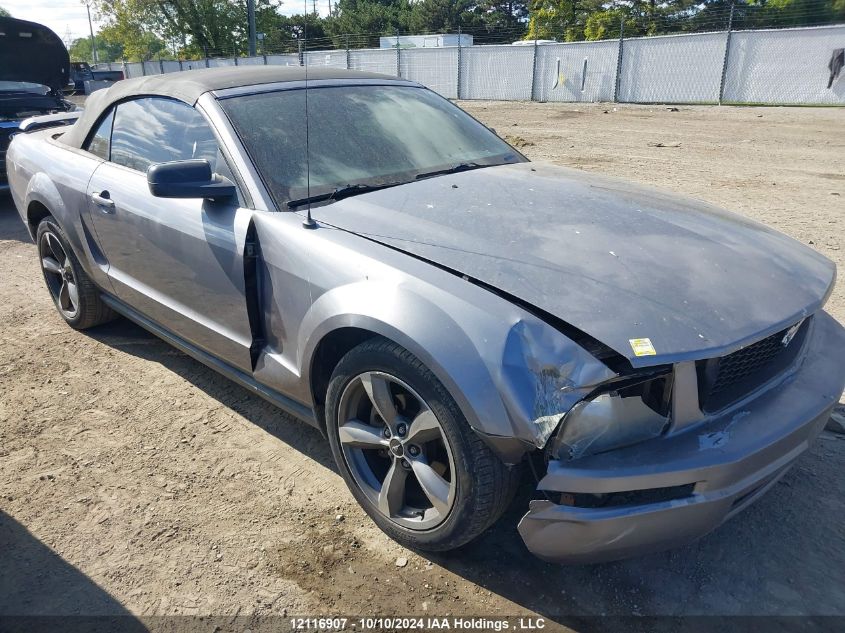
495,316,619,450
518,310,845,564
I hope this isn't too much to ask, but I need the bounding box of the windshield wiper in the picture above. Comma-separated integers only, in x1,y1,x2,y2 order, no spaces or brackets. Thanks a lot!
414,162,491,180
287,182,403,209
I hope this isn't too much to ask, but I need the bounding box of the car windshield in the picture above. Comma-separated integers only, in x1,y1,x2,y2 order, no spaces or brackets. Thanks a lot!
219,84,525,208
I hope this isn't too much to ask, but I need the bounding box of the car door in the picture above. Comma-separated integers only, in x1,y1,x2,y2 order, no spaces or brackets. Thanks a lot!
85,97,255,373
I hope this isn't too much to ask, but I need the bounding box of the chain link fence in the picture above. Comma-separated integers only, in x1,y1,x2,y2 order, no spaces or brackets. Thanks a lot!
98,24,845,106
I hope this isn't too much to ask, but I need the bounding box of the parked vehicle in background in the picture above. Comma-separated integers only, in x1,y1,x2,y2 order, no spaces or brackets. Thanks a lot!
6,66,845,563
69,62,95,90
70,62,124,94
0,16,77,191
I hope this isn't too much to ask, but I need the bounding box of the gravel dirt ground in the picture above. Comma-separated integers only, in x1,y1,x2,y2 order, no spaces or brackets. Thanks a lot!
1,102,844,628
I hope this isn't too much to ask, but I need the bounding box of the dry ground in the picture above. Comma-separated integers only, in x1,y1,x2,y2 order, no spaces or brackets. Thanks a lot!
1,102,844,628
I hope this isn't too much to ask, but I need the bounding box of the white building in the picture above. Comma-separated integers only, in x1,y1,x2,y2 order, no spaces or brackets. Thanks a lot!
379,34,473,49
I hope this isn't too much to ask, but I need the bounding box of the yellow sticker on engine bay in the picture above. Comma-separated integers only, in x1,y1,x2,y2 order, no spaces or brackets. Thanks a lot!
629,338,656,356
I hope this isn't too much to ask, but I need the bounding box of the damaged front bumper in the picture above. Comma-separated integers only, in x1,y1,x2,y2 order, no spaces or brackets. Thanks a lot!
518,311,845,564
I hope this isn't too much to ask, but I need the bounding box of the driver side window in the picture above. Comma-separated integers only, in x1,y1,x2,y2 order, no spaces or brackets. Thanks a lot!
108,97,222,174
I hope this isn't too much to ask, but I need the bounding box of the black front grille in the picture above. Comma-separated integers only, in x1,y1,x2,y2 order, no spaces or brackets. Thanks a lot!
697,318,810,412
712,330,790,392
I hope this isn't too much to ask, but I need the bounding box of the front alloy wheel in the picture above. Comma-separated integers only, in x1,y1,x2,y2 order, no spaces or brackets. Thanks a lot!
326,338,520,552
337,371,456,530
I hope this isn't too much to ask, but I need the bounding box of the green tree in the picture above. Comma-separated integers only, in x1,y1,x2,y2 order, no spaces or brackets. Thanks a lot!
69,34,125,62
260,13,329,54
92,0,283,58
92,10,169,61
477,0,529,32
0,6,10,17
409,0,483,33
324,0,412,47
527,0,845,42
526,0,591,41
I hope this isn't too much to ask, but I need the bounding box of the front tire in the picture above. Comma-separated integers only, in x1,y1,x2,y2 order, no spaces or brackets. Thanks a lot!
325,337,519,551
36,216,115,330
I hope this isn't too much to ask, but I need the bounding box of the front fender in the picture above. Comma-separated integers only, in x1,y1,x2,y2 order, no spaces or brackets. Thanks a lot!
299,276,615,454
250,214,615,460
299,280,508,435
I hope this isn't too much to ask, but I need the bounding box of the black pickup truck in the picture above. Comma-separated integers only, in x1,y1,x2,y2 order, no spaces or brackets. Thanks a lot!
70,61,124,92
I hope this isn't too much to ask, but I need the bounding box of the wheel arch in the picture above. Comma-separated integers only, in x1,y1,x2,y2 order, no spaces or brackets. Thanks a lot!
24,173,69,240
308,325,380,424
298,283,531,463
26,199,52,237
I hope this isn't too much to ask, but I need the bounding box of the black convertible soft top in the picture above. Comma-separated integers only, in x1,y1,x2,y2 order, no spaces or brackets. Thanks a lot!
61,66,399,149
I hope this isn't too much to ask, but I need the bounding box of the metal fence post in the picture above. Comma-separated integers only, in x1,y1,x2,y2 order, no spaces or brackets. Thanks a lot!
345,34,351,69
159,56,165,74
718,1,736,105
456,27,462,100
395,29,401,77
298,38,303,66
530,36,539,101
613,17,625,102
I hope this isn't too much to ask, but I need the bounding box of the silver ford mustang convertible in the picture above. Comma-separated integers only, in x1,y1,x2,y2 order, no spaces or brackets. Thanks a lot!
7,67,845,563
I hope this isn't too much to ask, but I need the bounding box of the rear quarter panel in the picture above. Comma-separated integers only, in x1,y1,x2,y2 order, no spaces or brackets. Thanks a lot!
7,129,109,289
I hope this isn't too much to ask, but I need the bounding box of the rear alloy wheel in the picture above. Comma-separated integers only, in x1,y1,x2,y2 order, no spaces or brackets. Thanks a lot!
36,216,116,330
39,229,80,321
326,338,520,551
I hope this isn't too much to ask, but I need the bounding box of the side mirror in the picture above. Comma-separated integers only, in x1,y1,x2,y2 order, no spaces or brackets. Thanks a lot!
147,159,236,200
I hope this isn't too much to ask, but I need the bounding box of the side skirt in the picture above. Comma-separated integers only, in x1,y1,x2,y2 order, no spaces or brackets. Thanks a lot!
100,293,318,428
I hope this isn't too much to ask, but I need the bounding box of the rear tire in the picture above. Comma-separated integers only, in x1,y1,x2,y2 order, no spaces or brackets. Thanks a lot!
36,216,116,330
325,337,520,551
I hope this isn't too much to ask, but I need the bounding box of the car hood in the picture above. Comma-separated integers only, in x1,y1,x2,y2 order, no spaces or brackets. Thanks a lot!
315,162,836,368
0,17,70,92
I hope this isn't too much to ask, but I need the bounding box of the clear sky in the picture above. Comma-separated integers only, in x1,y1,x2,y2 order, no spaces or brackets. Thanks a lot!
1,0,331,47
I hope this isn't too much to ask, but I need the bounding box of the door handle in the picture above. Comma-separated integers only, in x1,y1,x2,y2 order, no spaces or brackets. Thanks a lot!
91,191,115,212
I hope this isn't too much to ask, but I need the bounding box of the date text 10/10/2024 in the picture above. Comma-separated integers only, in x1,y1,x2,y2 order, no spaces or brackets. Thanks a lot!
289,617,548,631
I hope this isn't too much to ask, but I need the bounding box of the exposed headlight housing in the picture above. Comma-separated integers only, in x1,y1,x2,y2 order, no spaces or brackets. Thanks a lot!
549,369,673,460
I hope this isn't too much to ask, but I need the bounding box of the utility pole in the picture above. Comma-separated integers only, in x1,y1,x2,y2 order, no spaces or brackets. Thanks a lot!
312,0,317,15
85,2,99,64
247,0,257,56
